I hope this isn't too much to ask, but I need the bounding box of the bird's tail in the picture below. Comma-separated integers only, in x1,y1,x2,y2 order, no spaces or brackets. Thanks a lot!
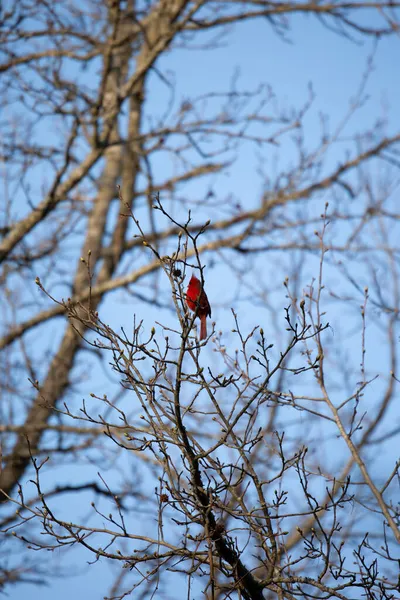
200,315,207,340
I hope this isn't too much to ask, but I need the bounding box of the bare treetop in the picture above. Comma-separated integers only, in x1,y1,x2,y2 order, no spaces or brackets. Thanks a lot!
0,1,400,598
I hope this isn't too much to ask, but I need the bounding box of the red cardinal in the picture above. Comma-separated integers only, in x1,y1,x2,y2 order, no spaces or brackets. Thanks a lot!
186,274,211,340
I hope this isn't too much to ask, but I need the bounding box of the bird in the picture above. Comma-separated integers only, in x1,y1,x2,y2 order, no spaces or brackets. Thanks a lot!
185,274,211,340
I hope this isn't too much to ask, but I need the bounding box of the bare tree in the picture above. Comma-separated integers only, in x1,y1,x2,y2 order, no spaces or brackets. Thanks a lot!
0,0,400,597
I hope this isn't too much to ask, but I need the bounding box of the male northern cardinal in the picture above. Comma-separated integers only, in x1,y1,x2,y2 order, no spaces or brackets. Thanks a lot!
186,274,211,340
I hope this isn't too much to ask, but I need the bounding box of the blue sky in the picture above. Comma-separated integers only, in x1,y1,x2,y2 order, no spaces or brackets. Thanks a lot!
6,8,400,600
